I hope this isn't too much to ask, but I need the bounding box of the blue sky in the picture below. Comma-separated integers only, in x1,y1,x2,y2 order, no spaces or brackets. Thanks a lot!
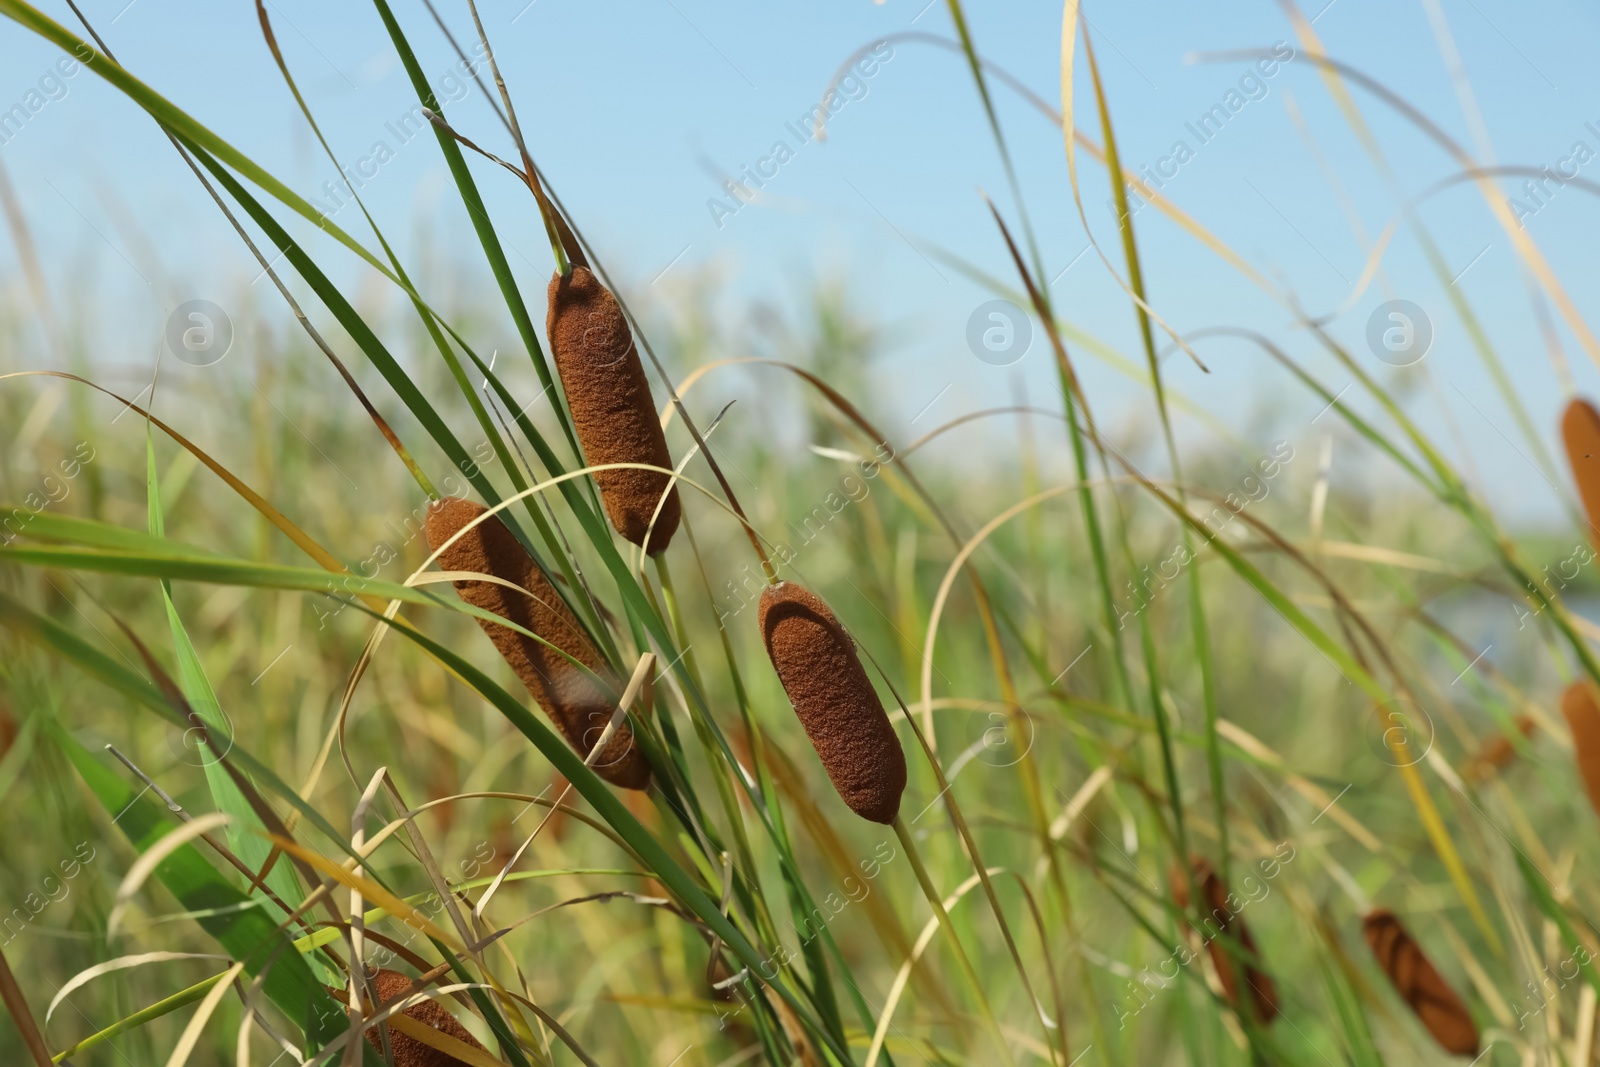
1,0,1597,526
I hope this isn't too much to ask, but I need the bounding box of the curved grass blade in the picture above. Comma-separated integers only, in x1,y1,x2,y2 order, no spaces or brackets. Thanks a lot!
144,425,318,973
0,371,349,577
48,726,367,1059
0,1,401,283
1077,29,1229,889
252,2,586,606
47,973,221,1065
367,0,583,469
61,0,438,503
348,599,855,1065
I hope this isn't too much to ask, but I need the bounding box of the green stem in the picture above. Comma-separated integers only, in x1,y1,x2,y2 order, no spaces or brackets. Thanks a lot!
892,816,1017,1067
48,975,220,1064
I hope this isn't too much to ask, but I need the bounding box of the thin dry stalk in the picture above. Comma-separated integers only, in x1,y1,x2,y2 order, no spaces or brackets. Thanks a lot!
0,945,50,1067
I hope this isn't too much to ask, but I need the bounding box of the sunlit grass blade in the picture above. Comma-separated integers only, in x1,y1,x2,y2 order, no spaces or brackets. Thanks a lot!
352,600,854,1064
1079,24,1229,888
144,423,314,964
0,370,350,575
368,0,583,468
47,725,364,1058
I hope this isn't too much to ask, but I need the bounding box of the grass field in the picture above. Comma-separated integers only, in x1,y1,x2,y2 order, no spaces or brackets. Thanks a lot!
2,1,1599,1064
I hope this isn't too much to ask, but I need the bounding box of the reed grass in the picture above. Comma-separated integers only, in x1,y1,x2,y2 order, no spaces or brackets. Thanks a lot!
0,1,1598,1065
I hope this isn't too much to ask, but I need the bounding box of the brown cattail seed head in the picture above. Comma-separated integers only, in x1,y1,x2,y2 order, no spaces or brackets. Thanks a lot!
1362,909,1479,1056
548,266,680,554
357,968,486,1067
425,497,650,789
1465,714,1536,781
1563,398,1600,550
1170,858,1279,1025
758,581,905,825
1561,680,1600,818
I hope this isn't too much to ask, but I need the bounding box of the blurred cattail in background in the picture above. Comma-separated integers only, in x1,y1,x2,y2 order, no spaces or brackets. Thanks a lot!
1561,398,1600,547
425,496,651,789
1464,714,1536,781
757,580,905,825
1171,858,1279,1025
547,266,680,554
1561,680,1600,819
1361,909,1479,1056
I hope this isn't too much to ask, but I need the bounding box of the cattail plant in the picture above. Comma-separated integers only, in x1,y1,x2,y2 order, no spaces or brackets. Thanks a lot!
426,496,651,789
1561,680,1600,818
757,580,905,824
1362,910,1479,1056
1171,858,1279,1025
548,266,680,555
1562,398,1600,543
1465,714,1535,781
757,579,1018,1064
356,968,486,1067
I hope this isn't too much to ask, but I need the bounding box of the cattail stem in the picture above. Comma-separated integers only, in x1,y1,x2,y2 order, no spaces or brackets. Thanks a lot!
891,815,1017,1067
656,552,778,934
872,661,1064,1057
748,521,776,582
653,556,699,685
475,652,657,924
460,0,569,277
